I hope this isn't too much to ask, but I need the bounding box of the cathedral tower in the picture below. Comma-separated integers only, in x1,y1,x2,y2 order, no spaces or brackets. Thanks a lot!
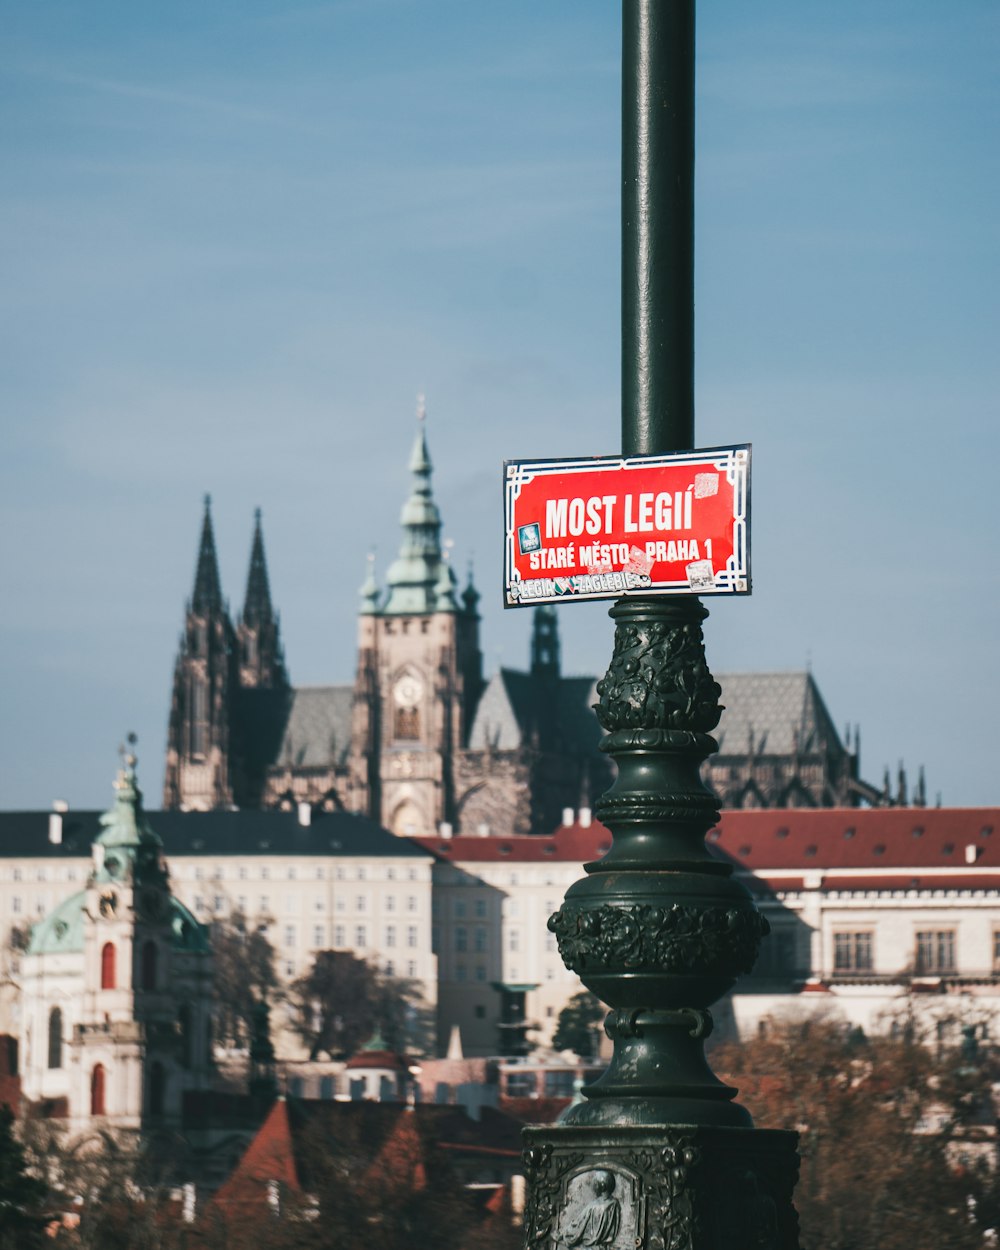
163,497,238,810
350,404,483,835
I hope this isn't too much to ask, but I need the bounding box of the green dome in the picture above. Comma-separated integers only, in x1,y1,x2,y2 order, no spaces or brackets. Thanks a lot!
27,891,87,956
27,893,209,957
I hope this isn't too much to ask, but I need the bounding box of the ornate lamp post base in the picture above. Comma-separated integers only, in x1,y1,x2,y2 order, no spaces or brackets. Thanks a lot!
523,1124,799,1250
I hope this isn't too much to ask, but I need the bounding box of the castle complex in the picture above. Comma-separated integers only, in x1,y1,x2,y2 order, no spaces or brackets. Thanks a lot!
163,414,904,831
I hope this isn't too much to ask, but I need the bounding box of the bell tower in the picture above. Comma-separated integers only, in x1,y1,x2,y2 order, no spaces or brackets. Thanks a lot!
350,400,482,835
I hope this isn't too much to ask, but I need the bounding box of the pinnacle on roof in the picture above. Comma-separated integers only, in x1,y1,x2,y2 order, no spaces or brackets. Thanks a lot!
192,494,224,615
462,561,480,616
242,507,276,628
382,398,447,615
359,551,381,615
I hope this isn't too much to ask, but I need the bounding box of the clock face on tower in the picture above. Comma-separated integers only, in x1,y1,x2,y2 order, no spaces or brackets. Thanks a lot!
393,674,423,707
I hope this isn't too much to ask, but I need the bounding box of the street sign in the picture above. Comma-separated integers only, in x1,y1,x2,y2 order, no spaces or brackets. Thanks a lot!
503,444,750,607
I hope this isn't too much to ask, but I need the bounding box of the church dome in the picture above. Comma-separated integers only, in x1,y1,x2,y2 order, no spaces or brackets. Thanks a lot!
27,891,209,957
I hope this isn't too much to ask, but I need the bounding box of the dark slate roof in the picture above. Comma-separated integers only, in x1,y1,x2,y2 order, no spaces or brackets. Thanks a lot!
273,686,354,769
0,809,432,860
466,669,601,755
468,668,842,761
713,672,843,757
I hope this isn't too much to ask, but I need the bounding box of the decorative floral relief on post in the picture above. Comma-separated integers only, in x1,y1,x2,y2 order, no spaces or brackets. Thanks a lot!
594,617,722,734
629,1135,700,1250
548,902,769,977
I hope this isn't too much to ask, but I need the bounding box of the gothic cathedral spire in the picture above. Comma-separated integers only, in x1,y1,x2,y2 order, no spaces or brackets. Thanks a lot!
192,495,223,615
163,498,238,810
238,509,287,690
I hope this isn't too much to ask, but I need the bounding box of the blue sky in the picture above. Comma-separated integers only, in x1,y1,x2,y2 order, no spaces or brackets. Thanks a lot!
2,1,997,809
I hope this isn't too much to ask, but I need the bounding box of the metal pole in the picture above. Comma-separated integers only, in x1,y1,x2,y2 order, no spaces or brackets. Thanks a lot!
521,4,801,1245
622,0,695,457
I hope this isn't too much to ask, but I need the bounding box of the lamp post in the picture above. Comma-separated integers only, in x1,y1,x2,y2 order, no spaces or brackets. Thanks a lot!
521,4,801,1246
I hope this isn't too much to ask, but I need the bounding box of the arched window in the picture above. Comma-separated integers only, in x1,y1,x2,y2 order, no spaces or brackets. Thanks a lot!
47,1006,63,1070
149,1062,166,1118
90,1064,106,1116
100,942,116,990
141,941,158,991
178,1004,193,1069
394,704,420,741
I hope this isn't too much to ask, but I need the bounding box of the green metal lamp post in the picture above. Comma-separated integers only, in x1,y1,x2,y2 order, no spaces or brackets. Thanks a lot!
521,3,801,1246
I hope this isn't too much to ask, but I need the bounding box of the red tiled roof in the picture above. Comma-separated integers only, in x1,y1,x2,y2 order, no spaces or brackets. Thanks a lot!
414,809,1000,879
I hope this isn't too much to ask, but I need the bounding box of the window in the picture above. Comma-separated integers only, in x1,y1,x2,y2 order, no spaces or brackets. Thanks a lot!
456,965,467,982
386,925,397,948
261,866,270,880
508,929,520,953
474,899,486,918
12,898,21,915
407,926,418,949
356,925,367,948
916,930,956,974
334,925,345,947
313,925,324,947
395,704,420,740
194,896,205,914
287,866,296,880
407,896,418,913
214,896,225,913
406,961,417,977
91,1064,107,1116
386,896,396,912
993,929,1000,973
101,942,116,990
316,867,325,880
455,900,467,919
356,896,367,913
386,867,396,881
284,925,296,948
141,941,158,991
259,896,270,913
475,965,486,982
475,927,487,953
239,866,248,880
833,931,873,974
455,927,468,953
475,1005,486,1019
48,1007,63,1069
545,933,556,953
357,867,366,881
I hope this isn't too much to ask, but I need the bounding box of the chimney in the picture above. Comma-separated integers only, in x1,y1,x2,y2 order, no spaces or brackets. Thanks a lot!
578,807,592,828
562,807,574,827
476,823,490,837
49,800,68,845
297,802,312,828
965,844,980,865
439,822,453,840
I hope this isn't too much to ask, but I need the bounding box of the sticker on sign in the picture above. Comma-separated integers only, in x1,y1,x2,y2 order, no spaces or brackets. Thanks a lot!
503,445,750,607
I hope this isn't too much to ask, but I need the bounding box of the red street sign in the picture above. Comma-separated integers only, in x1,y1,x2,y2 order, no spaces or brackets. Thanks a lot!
503,445,750,607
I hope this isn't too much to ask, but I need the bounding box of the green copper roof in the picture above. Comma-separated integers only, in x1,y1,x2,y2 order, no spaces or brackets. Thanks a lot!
27,890,86,956
26,892,209,957
382,416,450,616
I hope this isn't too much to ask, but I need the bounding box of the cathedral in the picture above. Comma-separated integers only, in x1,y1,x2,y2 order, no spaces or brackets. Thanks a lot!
163,414,897,832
